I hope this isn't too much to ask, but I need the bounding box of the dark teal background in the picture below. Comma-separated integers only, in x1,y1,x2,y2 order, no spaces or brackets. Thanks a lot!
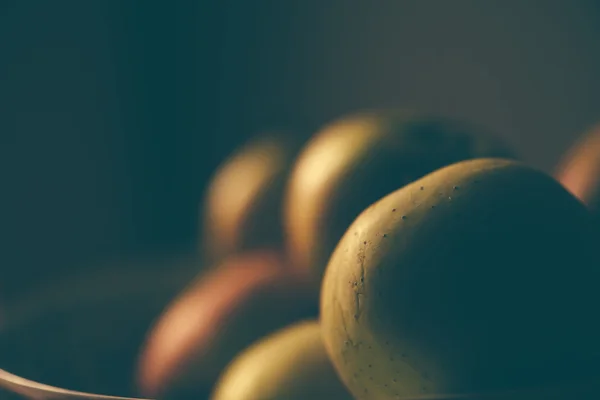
1,1,600,299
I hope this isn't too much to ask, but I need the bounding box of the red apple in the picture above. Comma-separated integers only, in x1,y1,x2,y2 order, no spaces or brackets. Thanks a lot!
136,250,316,398
555,124,600,215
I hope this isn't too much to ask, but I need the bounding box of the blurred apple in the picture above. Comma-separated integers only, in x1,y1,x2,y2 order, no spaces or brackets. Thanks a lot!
201,134,303,263
211,320,353,400
136,250,317,398
284,109,516,288
555,123,600,215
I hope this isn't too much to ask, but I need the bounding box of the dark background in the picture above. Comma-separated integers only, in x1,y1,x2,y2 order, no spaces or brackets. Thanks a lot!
1,1,600,301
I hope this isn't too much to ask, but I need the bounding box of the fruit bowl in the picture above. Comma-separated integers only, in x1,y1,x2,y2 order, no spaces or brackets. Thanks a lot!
0,255,202,400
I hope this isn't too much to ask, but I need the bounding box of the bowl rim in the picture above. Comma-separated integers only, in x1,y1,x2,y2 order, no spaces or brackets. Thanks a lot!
0,255,201,399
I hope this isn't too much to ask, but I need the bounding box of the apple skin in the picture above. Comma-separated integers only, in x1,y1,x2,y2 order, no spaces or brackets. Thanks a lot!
320,159,600,400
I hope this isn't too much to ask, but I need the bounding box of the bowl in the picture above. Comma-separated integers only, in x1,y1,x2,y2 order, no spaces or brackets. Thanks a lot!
0,254,203,400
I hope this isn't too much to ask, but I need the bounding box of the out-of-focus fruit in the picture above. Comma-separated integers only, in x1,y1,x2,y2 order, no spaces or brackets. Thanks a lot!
284,110,516,287
0,254,200,398
555,124,600,215
321,158,599,400
136,251,317,398
210,320,353,400
201,134,303,263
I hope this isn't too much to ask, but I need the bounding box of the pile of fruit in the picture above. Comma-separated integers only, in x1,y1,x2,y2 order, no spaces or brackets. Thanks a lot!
4,109,600,400
133,109,600,400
